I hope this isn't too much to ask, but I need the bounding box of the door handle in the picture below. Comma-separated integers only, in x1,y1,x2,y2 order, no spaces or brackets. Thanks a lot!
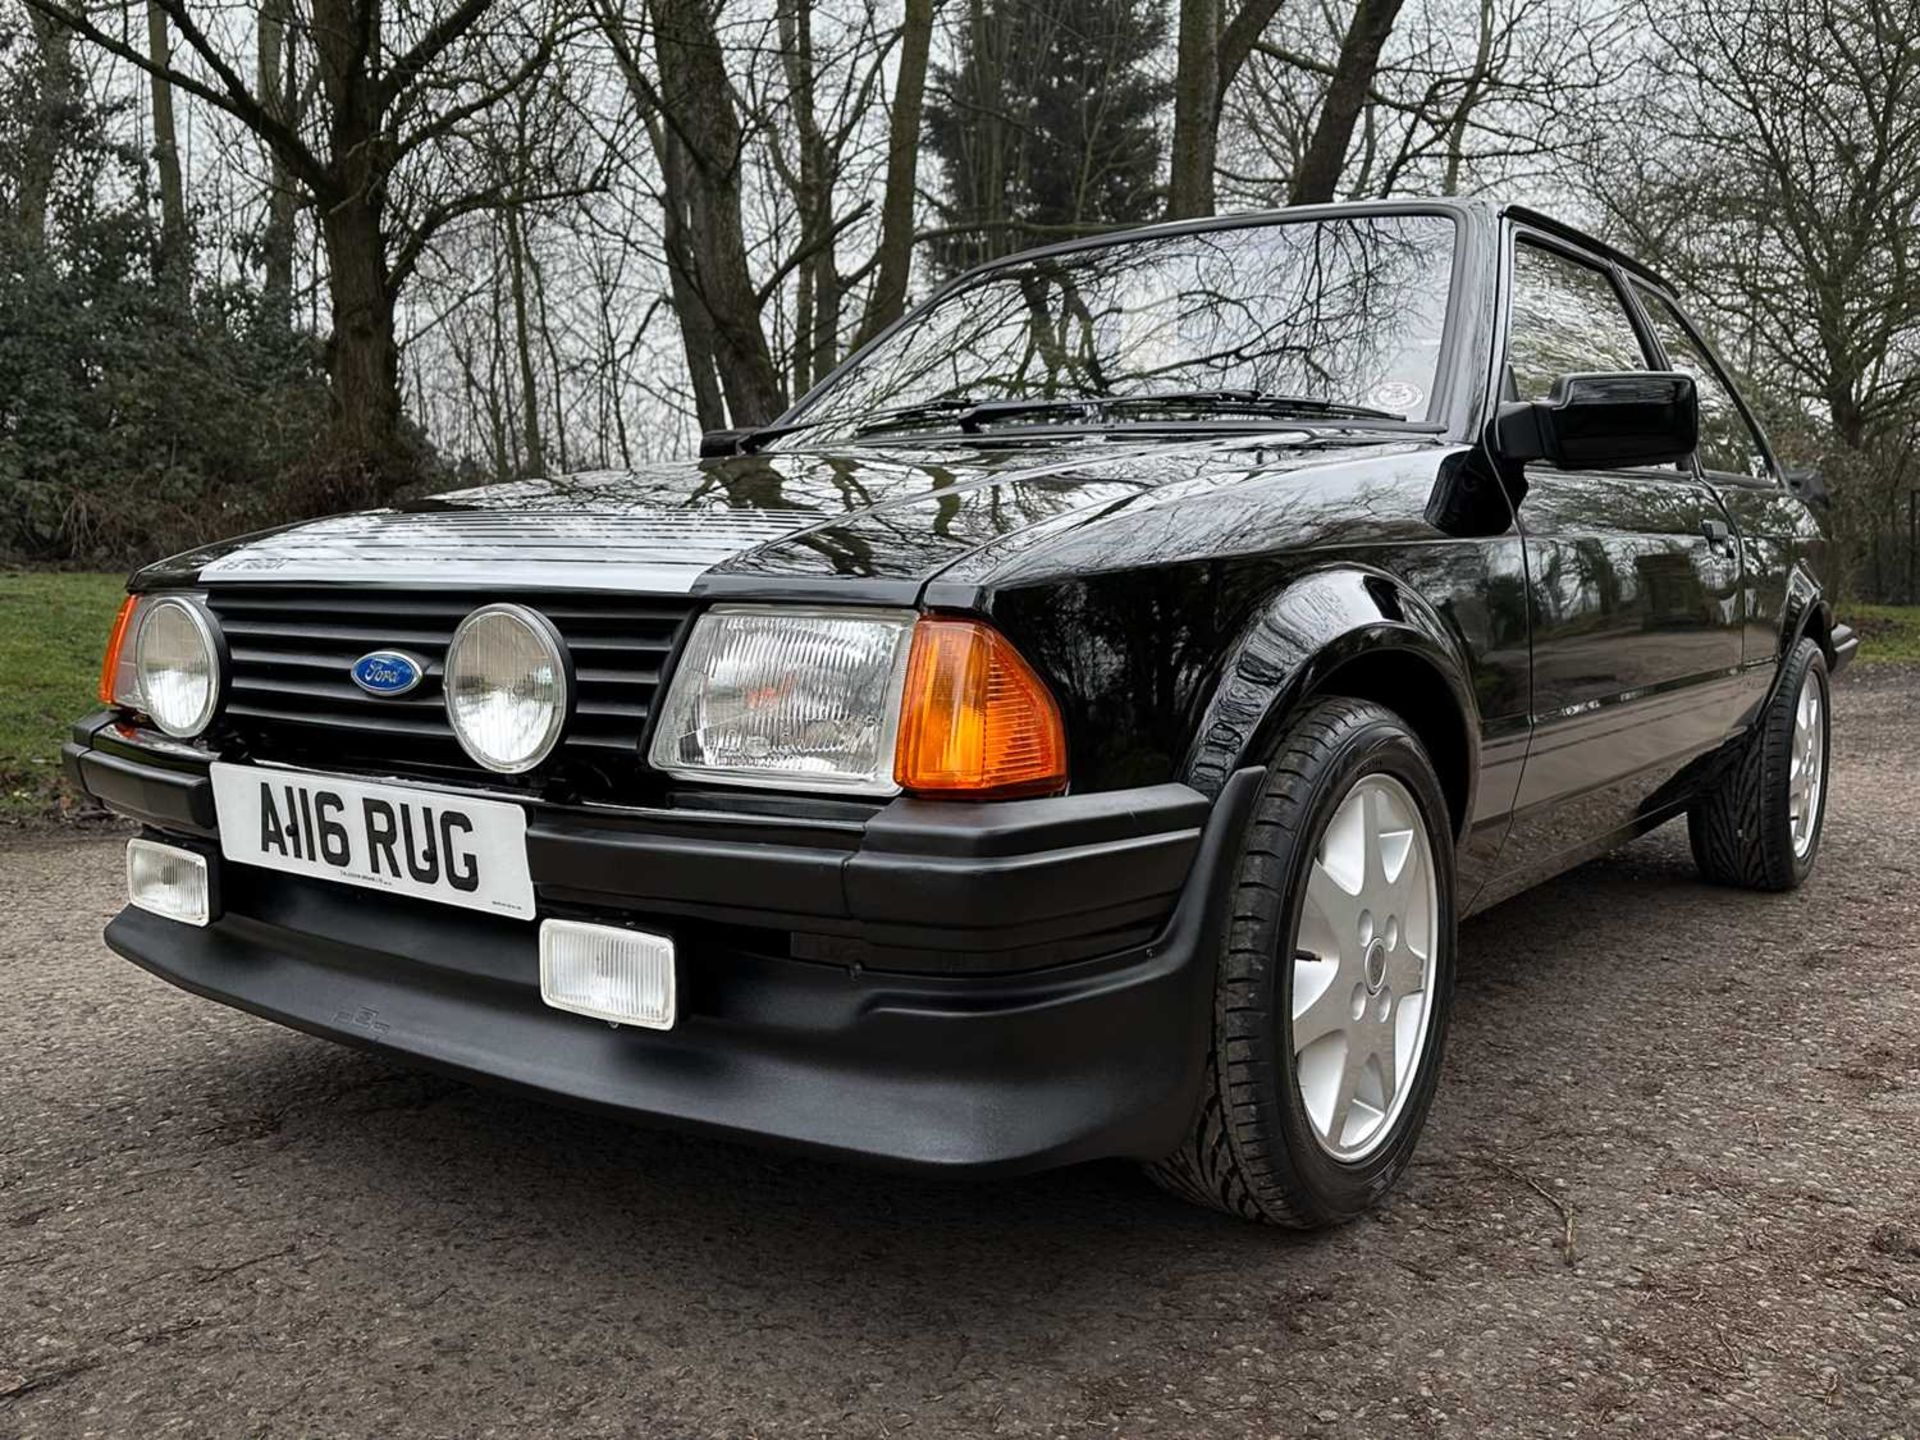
1701,518,1733,548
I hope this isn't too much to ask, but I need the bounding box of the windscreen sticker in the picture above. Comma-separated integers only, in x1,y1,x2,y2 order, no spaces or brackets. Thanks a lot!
1369,380,1425,415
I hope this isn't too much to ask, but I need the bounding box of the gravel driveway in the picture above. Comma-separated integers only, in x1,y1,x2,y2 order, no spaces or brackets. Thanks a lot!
2,669,1916,1439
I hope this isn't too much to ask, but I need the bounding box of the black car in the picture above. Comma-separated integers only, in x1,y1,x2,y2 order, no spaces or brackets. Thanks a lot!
68,199,1854,1227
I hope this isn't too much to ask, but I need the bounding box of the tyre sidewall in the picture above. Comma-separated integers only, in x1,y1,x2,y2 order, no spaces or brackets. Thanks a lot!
1246,713,1458,1221
1771,640,1830,886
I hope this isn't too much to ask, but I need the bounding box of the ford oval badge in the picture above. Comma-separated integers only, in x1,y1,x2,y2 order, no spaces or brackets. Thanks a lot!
350,650,426,697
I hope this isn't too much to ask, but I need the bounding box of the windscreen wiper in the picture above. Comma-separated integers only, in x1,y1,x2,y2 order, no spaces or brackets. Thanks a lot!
848,396,986,438
855,390,1407,440
1099,390,1407,422
736,397,985,453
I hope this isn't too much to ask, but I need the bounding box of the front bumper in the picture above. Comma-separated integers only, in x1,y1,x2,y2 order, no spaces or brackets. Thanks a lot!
68,715,1259,1174
1830,621,1859,675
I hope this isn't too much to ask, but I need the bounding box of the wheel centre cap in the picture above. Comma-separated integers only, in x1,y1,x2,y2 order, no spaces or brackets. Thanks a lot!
1363,936,1390,993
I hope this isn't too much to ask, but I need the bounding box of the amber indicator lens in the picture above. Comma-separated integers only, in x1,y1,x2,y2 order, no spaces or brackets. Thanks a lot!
98,594,141,707
895,618,1067,797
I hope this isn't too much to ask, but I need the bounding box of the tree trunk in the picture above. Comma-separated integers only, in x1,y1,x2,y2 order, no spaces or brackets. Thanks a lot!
791,0,841,390
1167,0,1283,218
257,0,297,317
648,0,786,426
319,194,406,495
146,2,190,296
1289,0,1408,204
655,126,729,434
778,0,830,393
530,242,569,473
308,0,413,497
1167,0,1221,218
504,204,545,475
1440,0,1495,196
18,9,73,246
855,0,936,346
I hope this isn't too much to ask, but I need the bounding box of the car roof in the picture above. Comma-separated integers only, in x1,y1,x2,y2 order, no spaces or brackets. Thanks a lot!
1499,203,1675,291
940,196,1676,296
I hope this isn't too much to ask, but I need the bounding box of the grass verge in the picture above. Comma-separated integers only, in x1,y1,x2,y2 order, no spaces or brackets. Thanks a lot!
1840,604,1920,664
0,571,127,823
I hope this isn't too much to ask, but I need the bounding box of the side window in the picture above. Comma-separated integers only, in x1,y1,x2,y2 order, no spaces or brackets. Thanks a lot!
1635,288,1773,481
1505,240,1652,400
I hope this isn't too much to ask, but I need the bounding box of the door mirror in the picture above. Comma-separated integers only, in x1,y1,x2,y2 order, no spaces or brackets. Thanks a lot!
699,428,753,459
1783,466,1831,510
1493,371,1698,470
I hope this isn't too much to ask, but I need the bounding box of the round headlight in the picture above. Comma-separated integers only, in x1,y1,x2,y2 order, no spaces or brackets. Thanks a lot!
445,604,570,773
135,597,221,738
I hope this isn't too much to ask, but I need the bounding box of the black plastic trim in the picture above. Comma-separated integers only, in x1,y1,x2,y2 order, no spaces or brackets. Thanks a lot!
99,767,1265,1175
68,728,1215,974
1830,622,1859,676
64,725,218,835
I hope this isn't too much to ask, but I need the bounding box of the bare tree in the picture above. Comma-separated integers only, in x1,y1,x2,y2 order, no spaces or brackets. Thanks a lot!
855,0,935,345
1166,0,1285,217
144,3,189,295
597,0,789,427
747,0,891,390
1220,0,1621,205
255,0,300,314
14,4,75,246
24,0,580,498
1588,0,1920,596
1286,0,1406,203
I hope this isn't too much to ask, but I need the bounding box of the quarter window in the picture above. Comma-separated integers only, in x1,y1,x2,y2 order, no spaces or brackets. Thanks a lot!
1505,241,1651,400
1635,289,1772,481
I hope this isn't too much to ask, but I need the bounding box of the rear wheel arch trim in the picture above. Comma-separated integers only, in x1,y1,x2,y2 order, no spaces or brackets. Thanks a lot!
1794,595,1836,663
1770,573,1836,707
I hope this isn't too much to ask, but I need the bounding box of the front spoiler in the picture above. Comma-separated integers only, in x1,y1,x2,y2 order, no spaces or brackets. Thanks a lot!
1830,622,1860,675
71,713,1263,1174
102,768,1261,1174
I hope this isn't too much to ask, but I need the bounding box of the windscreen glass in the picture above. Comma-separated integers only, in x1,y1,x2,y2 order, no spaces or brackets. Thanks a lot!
778,214,1459,442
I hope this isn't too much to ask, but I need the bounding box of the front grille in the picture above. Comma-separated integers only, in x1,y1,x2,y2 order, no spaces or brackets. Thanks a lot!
204,586,693,795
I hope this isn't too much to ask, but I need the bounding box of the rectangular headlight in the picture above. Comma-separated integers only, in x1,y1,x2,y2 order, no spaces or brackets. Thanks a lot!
126,839,212,926
648,605,916,794
540,920,675,1029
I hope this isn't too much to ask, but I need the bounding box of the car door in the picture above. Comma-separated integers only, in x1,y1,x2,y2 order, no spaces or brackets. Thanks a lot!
1495,232,1747,885
1626,281,1825,720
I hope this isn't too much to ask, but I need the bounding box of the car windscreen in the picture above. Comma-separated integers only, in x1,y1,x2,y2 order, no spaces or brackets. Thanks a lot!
777,213,1459,443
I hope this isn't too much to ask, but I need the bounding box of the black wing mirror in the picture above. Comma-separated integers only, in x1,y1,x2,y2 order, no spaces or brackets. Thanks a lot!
1493,371,1698,470
699,428,753,459
1783,466,1831,509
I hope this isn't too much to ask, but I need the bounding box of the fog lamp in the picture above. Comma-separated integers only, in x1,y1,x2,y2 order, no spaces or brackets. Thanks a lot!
126,839,212,926
539,920,676,1029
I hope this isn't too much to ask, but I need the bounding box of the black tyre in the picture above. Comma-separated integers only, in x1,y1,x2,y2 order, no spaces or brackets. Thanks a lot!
1688,637,1830,891
1151,697,1457,1227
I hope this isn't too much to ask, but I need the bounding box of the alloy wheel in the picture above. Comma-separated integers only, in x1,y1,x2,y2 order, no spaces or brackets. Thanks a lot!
1289,773,1440,1161
1790,668,1825,859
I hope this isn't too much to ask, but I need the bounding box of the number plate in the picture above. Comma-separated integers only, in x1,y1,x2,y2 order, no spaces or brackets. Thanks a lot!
209,763,536,920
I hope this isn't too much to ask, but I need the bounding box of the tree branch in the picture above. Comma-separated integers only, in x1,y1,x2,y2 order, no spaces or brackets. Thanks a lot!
1252,40,1433,117
395,35,557,159
754,202,871,307
21,0,329,191
380,0,493,109
388,181,603,295
1219,0,1289,105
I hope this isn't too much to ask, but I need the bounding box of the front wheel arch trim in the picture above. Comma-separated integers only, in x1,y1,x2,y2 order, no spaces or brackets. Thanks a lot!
1180,566,1481,844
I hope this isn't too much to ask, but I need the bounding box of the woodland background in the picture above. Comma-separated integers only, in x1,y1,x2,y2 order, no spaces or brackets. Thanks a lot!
2,0,1917,599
